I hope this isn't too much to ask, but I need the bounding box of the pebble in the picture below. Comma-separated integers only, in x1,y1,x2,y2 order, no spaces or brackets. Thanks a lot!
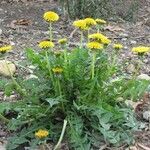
130,40,137,44
137,74,150,80
120,33,129,37
127,64,135,73
0,144,6,150
0,29,2,35
28,65,37,70
121,38,127,42
26,74,38,80
143,111,150,121
0,60,16,77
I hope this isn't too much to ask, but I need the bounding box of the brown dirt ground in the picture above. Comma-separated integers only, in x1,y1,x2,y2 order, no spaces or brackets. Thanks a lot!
0,0,150,149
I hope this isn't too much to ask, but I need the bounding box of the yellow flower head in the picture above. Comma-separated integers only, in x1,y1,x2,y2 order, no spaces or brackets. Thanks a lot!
95,19,106,25
52,67,63,74
0,45,12,53
88,33,111,45
87,42,103,50
35,129,49,139
101,38,111,45
84,18,97,27
113,44,123,49
132,46,150,54
58,38,67,45
73,20,87,30
39,41,54,49
43,11,59,22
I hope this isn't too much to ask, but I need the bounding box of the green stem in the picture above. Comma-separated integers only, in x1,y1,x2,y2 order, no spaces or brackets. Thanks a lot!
53,120,67,150
64,49,67,63
0,113,9,123
57,78,62,96
91,53,96,79
133,60,141,80
49,22,52,41
57,78,65,112
80,31,83,48
45,51,58,95
45,51,54,83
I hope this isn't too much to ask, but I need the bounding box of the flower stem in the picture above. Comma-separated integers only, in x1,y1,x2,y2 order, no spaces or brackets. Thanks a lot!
64,49,67,63
80,31,83,48
49,22,52,41
53,120,67,150
57,78,65,112
45,51,56,91
91,53,96,79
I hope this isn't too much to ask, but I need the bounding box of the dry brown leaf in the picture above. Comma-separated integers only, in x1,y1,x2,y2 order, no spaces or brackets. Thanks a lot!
10,19,32,29
104,25,125,32
129,146,138,150
125,100,144,111
137,143,150,150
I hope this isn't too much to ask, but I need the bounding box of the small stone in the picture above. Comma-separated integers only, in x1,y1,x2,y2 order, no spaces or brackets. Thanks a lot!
130,40,137,44
143,111,150,121
28,65,36,70
124,46,128,50
0,29,2,35
0,60,16,77
127,64,135,73
0,144,6,150
137,74,150,80
120,33,129,37
26,74,38,80
10,41,15,46
121,38,127,41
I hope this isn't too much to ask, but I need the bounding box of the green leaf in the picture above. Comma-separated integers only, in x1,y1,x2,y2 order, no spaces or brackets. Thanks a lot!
45,97,60,107
4,82,15,96
0,102,11,113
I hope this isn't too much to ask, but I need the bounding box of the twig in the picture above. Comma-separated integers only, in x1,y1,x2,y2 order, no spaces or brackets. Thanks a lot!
99,144,107,150
53,120,67,150
137,143,150,150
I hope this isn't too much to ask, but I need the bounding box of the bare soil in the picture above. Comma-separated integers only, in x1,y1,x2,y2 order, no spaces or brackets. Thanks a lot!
0,0,150,149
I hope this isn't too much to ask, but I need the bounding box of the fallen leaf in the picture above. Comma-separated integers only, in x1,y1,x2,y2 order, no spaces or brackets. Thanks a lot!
125,100,144,111
137,143,150,150
10,19,32,29
129,146,138,150
104,24,125,32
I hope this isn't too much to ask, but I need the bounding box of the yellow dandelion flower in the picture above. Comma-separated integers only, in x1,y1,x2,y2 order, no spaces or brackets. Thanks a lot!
101,37,111,45
132,46,150,54
84,18,97,27
35,129,49,139
73,20,87,30
0,45,12,53
95,19,106,25
113,44,123,49
88,33,103,41
43,11,59,22
87,42,103,50
88,33,111,45
39,41,54,49
52,67,63,74
58,38,67,45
